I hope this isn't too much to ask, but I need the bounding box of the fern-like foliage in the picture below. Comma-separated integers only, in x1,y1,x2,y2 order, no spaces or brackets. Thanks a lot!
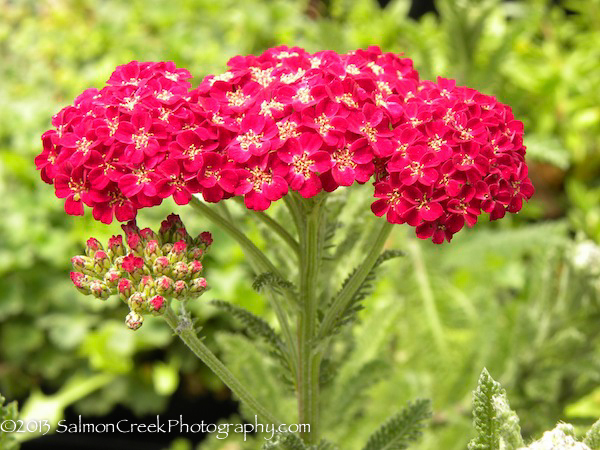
362,399,431,450
252,272,296,296
262,431,307,449
584,418,600,449
0,393,19,450
328,359,389,423
326,249,404,335
468,368,524,450
210,300,290,372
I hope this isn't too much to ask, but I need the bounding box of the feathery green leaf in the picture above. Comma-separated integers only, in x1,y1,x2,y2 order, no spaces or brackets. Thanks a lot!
362,399,431,450
468,368,524,450
584,418,600,449
325,249,404,336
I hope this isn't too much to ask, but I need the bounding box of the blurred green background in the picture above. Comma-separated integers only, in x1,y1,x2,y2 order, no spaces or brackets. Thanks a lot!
1,0,600,449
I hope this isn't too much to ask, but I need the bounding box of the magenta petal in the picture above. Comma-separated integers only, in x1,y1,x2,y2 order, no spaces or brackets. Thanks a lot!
119,174,143,197
420,202,443,221
173,189,192,205
421,168,439,185
371,198,389,217
310,151,333,172
65,196,84,216
245,191,270,211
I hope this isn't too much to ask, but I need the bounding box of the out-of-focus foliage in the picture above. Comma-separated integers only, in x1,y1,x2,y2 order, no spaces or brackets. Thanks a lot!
0,393,19,450
1,0,599,448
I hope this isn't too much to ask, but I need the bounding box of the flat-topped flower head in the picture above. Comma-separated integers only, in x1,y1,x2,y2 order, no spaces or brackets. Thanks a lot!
39,49,532,243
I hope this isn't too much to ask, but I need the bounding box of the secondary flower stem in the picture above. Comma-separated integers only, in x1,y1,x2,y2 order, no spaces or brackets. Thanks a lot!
318,220,393,339
164,307,282,426
189,195,298,381
190,196,282,278
297,197,325,444
233,197,300,256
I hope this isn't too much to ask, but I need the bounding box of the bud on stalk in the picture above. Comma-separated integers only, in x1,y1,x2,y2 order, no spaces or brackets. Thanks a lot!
147,295,167,316
125,311,144,330
128,292,146,312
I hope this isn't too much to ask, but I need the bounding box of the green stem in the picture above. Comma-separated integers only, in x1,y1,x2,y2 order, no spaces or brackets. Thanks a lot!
234,198,300,256
408,239,448,354
164,308,282,425
296,197,325,444
189,195,298,384
318,220,393,340
190,196,282,278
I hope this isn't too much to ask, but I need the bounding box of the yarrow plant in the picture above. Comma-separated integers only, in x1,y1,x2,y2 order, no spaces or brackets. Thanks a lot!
36,46,533,447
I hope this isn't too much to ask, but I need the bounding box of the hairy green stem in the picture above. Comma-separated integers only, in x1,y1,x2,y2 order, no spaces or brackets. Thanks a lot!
164,308,282,425
190,196,281,278
234,197,300,256
318,220,393,340
296,197,325,444
189,195,297,384
408,239,448,354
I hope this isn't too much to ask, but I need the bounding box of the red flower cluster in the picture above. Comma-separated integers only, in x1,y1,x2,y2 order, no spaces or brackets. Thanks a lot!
371,78,534,243
37,46,533,243
36,61,195,223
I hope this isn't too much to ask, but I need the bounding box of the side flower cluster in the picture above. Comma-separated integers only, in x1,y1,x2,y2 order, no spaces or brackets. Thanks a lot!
70,214,211,330
37,46,534,243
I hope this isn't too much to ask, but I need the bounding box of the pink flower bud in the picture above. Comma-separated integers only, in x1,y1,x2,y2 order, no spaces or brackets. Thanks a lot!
189,277,207,294
189,260,203,275
125,311,143,330
121,220,140,236
70,272,91,295
104,268,121,287
173,280,188,298
144,239,161,261
156,276,174,295
108,235,125,257
138,275,155,295
187,247,203,260
153,256,170,275
128,292,146,312
71,255,95,275
126,232,143,254
94,250,111,272
173,261,189,280
199,231,213,247
169,240,187,263
147,295,166,316
122,254,145,280
118,278,134,301
172,227,188,242
166,213,183,227
139,227,157,242
85,237,103,257
90,280,110,300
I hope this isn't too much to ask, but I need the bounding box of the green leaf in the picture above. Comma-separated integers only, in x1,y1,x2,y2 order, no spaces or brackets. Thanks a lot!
262,431,307,449
362,399,431,450
584,418,600,449
0,393,19,450
468,368,524,450
326,249,404,335
210,299,287,362
252,272,296,296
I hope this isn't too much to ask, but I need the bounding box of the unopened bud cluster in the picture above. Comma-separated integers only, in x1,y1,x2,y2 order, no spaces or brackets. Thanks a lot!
70,213,211,330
